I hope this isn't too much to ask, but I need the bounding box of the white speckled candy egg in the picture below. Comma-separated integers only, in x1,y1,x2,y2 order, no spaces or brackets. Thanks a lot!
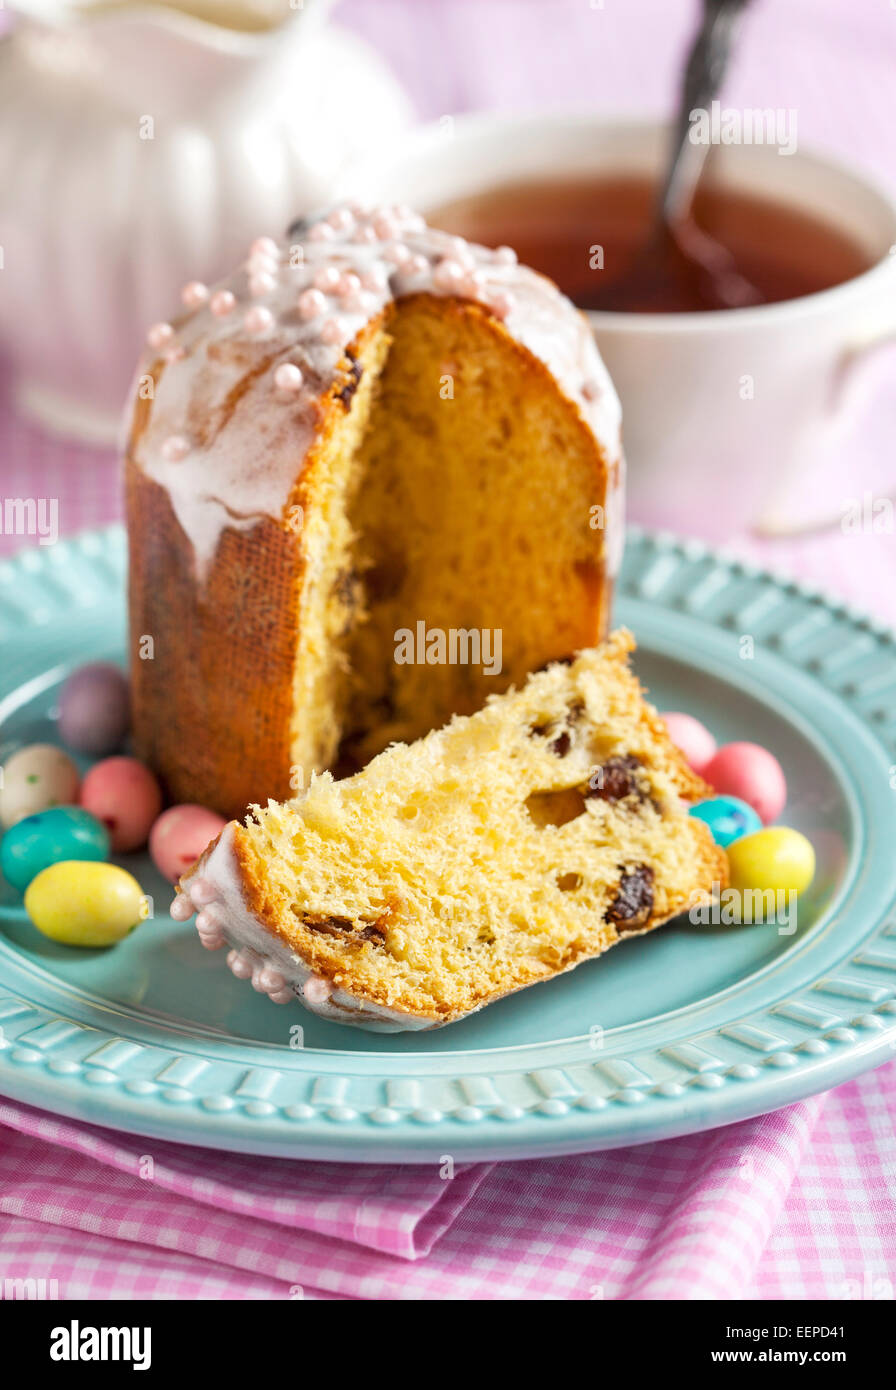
0,744,80,829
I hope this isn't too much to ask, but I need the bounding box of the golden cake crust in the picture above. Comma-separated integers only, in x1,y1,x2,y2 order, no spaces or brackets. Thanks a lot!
126,316,387,814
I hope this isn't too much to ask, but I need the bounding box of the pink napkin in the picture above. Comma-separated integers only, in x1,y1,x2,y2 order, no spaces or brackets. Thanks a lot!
0,1099,490,1265
2,1062,893,1299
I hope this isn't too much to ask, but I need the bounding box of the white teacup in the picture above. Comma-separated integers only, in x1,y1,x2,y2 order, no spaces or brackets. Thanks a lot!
345,115,896,538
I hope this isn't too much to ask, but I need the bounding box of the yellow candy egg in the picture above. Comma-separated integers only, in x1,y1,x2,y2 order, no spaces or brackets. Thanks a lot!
24,861,148,948
726,827,816,897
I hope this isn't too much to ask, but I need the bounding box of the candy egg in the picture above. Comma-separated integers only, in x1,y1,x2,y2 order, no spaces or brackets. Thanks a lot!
703,742,787,825
0,744,80,829
660,712,717,774
0,806,110,892
727,827,816,897
79,757,163,853
58,662,130,756
149,804,227,883
689,795,762,848
24,860,148,947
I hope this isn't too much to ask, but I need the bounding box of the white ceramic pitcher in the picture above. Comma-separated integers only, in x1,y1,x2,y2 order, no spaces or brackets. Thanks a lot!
0,0,412,440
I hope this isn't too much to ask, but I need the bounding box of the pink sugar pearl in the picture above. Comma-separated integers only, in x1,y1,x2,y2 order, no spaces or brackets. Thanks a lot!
308,221,334,242
248,248,278,275
488,290,514,319
661,712,717,775
337,271,361,297
384,242,410,265
227,949,254,980
79,757,163,853
249,271,276,298
372,213,398,240
250,236,278,259
703,742,788,825
320,317,342,343
181,281,208,308
274,362,304,392
298,288,326,320
327,207,354,231
433,258,465,291
189,877,218,906
361,267,388,292
244,305,273,335
149,804,228,883
304,976,333,1004
196,918,225,950
195,907,221,935
147,322,173,350
161,435,190,462
256,965,286,992
446,236,473,262
495,245,517,265
313,266,341,292
209,290,235,317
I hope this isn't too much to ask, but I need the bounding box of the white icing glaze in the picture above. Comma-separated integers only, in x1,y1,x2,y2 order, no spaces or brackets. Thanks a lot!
129,204,623,582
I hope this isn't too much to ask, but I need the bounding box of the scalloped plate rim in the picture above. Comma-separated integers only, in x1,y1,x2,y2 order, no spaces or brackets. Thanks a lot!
0,524,894,1160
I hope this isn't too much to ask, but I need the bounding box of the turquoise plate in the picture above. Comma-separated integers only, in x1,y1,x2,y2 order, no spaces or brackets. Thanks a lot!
1,527,895,1161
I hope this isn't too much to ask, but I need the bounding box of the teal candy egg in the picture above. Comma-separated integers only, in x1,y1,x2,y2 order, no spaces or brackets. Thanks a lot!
0,806,110,893
689,795,762,848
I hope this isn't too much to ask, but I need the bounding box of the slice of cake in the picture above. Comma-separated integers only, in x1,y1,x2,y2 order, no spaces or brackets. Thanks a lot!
125,205,622,818
172,632,727,1032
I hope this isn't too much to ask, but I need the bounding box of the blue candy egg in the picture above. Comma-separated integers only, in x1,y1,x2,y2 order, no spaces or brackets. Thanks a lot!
0,805,110,893
689,795,763,848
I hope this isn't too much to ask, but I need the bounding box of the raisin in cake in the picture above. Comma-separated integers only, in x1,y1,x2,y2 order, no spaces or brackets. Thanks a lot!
172,632,727,1032
124,205,623,818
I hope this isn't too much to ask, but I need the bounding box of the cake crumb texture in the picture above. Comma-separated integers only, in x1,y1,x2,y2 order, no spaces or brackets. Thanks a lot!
223,632,727,1025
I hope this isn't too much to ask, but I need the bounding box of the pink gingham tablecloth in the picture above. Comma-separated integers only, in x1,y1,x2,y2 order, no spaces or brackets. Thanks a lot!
0,1066,894,1300
1,0,895,1299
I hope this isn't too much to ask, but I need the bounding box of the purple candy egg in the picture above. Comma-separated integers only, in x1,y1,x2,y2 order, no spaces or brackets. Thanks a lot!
58,663,130,757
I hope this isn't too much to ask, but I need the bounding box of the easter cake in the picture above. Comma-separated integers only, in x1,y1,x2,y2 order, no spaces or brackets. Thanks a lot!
172,632,728,1032
124,204,622,819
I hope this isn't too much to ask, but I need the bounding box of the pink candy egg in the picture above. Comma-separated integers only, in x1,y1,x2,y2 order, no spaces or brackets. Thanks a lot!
79,757,163,853
703,742,787,825
58,662,130,756
149,804,227,883
660,712,717,774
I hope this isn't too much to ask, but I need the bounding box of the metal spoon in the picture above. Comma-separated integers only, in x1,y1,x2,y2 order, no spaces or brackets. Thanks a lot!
596,0,761,312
